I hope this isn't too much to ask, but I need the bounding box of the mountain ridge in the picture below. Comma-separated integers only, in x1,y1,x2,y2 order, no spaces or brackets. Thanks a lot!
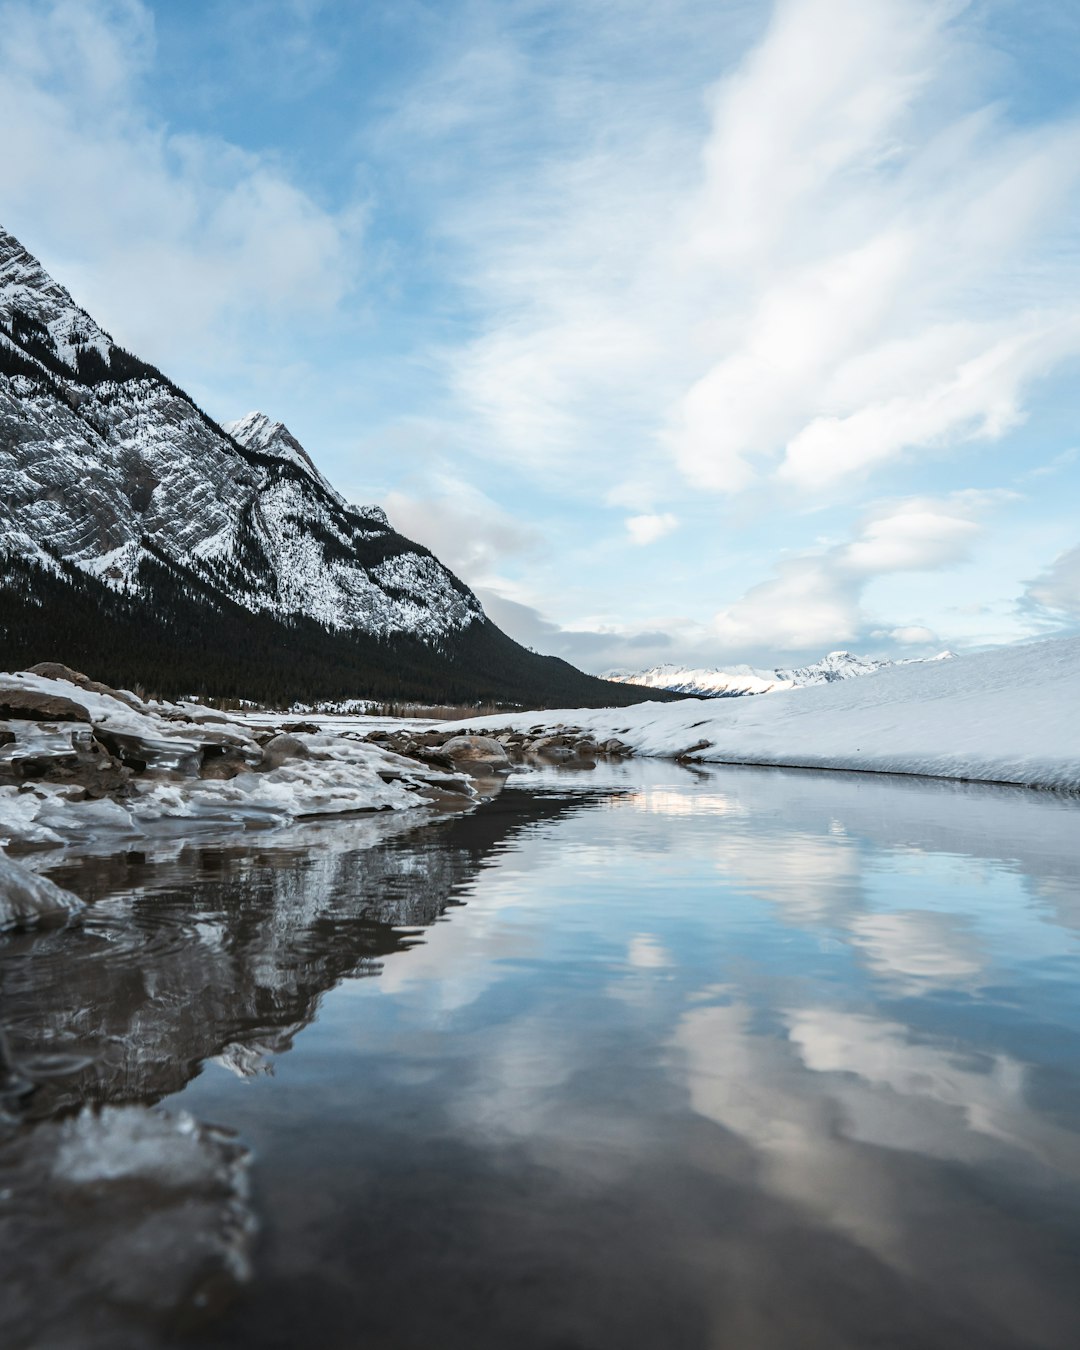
0,224,672,707
607,649,956,698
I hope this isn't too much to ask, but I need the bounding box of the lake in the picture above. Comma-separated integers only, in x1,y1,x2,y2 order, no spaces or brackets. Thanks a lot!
3,759,1080,1349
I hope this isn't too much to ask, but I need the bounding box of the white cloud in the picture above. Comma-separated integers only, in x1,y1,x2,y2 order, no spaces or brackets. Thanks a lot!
886,625,939,645
383,477,541,586
467,587,717,674
711,492,997,655
625,512,678,546
0,0,365,375
1021,543,1080,625
411,0,1080,505
776,318,1080,490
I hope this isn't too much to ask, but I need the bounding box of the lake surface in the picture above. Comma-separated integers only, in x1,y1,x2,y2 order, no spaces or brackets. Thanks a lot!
3,760,1080,1349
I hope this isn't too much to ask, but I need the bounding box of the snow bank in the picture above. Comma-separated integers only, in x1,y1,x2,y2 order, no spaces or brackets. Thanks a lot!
444,635,1080,792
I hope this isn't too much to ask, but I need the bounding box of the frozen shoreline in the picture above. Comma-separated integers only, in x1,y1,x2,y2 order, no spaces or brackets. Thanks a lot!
0,667,481,865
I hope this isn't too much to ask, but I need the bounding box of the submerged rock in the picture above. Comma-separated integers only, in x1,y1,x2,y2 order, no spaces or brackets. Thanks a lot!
0,855,85,931
440,734,512,775
0,1105,255,1347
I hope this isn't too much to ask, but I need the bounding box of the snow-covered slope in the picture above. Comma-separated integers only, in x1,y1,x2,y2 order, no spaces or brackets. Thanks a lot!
445,636,1080,791
0,225,481,639
609,649,954,698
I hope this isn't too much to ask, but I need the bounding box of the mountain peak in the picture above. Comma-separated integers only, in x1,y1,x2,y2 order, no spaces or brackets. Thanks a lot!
223,410,342,501
1,224,114,370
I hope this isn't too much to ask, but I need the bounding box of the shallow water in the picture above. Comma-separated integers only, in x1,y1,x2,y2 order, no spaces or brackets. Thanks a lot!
3,760,1080,1349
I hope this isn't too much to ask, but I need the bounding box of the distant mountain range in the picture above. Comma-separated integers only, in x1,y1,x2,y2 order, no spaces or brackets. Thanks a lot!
0,225,674,707
607,650,956,698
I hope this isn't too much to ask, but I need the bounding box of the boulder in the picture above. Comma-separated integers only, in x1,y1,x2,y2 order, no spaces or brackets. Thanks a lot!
199,745,254,780
529,735,576,761
0,688,91,723
24,663,145,711
0,854,85,930
23,661,90,685
439,734,511,774
258,733,312,770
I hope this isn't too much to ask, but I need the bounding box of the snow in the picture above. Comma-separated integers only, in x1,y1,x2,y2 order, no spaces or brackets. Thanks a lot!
443,635,1080,792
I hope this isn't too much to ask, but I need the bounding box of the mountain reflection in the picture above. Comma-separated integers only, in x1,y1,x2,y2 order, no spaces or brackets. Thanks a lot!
1,788,608,1122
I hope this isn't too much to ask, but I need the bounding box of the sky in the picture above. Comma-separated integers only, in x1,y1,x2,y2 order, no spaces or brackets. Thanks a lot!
2,0,1080,674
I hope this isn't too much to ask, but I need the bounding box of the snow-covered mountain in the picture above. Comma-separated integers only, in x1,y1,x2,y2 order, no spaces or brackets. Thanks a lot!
0,225,481,640
0,224,669,707
608,650,955,698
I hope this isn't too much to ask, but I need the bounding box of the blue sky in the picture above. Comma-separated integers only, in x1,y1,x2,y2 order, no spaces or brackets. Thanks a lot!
2,0,1080,673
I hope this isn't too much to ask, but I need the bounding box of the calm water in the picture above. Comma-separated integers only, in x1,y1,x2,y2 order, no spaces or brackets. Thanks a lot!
3,760,1080,1349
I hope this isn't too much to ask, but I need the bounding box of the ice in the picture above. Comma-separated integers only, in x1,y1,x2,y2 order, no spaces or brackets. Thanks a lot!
0,853,85,929
0,672,477,850
0,1105,255,1346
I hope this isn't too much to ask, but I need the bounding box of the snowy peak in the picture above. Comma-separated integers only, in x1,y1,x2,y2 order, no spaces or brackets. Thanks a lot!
0,226,114,373
223,412,392,526
224,411,343,503
608,650,956,698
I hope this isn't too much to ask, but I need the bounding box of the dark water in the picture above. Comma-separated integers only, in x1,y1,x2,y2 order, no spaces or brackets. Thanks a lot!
3,761,1080,1349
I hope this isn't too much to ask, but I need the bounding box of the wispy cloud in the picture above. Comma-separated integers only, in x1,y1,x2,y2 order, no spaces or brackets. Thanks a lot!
404,0,1080,508
1021,544,1080,629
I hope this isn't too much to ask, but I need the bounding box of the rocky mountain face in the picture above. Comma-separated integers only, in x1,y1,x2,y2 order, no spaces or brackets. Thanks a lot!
607,650,955,699
0,225,479,639
0,225,664,707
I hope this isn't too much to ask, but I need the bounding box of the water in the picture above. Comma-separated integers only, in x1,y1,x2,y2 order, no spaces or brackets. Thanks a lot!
3,760,1080,1349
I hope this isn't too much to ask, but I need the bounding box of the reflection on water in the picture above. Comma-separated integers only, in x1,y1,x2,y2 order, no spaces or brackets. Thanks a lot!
3,761,1080,1349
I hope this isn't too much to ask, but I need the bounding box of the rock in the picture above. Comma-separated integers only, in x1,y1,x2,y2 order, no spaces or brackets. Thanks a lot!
529,735,576,761
0,688,91,723
0,854,86,930
0,728,132,794
413,746,457,771
282,721,320,735
674,739,712,760
24,663,145,711
258,733,312,770
23,661,91,685
199,746,253,780
440,735,512,774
